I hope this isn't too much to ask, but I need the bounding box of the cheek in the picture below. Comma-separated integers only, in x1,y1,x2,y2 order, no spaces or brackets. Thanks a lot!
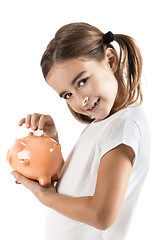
103,72,118,94
67,99,78,112
86,81,102,96
112,78,118,97
108,79,118,97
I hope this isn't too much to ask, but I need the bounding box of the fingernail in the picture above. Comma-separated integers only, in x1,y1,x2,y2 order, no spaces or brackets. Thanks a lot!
15,180,21,184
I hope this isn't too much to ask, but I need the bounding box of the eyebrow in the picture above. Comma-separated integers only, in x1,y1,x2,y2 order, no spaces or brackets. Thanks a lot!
59,71,87,98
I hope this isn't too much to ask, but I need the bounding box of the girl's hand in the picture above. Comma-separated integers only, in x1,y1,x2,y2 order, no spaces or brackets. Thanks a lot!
18,113,59,143
11,171,57,206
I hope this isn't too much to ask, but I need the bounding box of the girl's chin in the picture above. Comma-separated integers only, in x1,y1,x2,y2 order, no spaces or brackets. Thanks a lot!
93,112,111,121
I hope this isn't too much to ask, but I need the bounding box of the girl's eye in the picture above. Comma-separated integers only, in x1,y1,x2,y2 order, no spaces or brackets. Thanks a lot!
78,78,88,87
64,93,72,100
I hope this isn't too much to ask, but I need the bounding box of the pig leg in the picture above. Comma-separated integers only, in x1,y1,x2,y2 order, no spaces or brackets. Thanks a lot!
38,176,51,187
51,174,59,183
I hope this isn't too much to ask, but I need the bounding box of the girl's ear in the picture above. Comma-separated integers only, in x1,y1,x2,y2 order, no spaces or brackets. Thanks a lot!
105,48,118,73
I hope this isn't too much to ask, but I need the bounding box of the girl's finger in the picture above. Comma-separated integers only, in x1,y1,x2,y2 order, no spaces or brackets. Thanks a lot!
25,114,32,128
31,113,40,130
18,118,25,126
38,114,46,130
31,113,38,130
11,171,40,194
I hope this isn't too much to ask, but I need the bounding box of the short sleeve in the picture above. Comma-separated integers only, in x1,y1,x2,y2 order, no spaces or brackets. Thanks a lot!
99,118,141,165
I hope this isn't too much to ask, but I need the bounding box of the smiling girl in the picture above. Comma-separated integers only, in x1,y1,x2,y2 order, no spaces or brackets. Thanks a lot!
12,22,150,240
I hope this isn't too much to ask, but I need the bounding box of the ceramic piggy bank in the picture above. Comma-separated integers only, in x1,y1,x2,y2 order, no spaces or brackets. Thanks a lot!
7,133,63,186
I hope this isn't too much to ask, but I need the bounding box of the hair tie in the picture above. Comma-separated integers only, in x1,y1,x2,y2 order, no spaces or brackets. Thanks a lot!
103,31,114,45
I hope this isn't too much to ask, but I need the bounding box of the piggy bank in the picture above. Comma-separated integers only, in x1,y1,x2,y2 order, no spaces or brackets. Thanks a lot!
7,133,63,186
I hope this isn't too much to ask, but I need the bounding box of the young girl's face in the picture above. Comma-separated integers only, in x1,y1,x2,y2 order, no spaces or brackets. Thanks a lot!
46,53,118,121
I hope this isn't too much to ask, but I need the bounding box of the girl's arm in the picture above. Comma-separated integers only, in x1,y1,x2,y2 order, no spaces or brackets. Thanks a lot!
12,143,134,230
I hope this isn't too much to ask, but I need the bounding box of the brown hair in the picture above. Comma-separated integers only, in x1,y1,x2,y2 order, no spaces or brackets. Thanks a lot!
40,22,143,124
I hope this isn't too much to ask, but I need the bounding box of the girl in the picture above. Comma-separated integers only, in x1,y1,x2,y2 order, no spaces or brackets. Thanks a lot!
12,22,150,240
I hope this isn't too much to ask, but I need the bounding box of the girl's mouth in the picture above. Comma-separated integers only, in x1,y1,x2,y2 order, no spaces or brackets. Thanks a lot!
87,98,100,112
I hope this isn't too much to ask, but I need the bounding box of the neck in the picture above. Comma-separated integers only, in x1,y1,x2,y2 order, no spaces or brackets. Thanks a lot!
110,79,127,117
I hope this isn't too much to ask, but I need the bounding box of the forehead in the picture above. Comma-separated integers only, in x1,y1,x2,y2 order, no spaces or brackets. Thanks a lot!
46,58,91,83
46,58,105,94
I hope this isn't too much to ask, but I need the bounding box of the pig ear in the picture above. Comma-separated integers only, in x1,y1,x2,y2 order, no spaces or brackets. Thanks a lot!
19,139,27,146
56,144,61,150
15,139,27,151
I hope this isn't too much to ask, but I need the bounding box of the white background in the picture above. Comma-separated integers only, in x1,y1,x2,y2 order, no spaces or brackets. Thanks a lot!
0,0,159,239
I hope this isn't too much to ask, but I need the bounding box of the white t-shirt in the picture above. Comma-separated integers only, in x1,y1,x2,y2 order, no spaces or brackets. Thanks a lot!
45,105,150,240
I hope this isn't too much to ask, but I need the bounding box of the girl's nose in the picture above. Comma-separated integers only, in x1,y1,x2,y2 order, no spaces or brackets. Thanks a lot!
83,96,89,106
75,95,88,107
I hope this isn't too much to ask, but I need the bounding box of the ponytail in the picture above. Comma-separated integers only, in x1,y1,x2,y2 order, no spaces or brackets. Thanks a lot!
113,34,143,111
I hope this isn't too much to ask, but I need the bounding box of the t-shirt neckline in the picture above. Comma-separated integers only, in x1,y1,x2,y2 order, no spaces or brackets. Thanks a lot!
91,107,127,126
